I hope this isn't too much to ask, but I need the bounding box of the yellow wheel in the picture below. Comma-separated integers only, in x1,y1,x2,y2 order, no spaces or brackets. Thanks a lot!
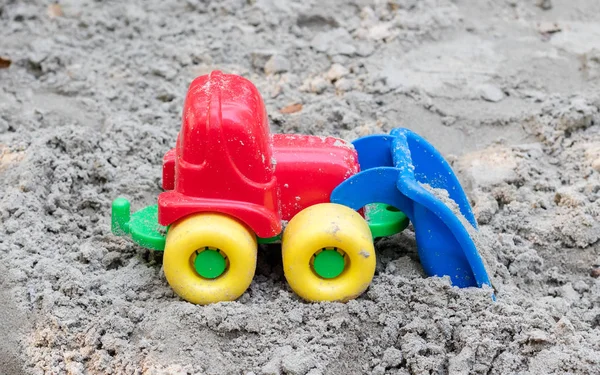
163,213,257,304
282,203,376,302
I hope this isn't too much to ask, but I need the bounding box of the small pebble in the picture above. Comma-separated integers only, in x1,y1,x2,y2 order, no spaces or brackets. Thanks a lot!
309,76,329,94
250,49,276,70
537,0,552,10
477,83,505,102
264,55,291,75
590,265,600,278
368,22,393,40
282,351,317,375
527,329,552,344
326,63,349,82
591,158,600,172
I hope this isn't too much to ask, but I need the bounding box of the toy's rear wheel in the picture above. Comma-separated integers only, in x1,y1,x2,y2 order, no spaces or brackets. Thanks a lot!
282,203,376,302
163,213,257,304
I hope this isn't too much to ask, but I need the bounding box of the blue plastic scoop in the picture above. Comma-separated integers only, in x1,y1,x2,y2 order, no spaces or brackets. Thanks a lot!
331,128,492,290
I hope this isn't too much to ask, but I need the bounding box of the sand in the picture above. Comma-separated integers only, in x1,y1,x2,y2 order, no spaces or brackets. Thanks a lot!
1,0,599,374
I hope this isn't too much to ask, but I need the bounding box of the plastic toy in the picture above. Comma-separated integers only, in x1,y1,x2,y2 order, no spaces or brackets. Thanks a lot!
111,70,491,305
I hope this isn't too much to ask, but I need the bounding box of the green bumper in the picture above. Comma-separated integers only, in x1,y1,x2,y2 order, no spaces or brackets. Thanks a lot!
111,198,167,251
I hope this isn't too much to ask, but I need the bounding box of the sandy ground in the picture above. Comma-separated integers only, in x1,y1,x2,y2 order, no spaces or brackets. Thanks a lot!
1,0,600,374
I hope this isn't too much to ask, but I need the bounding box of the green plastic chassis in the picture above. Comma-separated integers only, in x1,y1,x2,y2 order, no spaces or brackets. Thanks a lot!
111,197,409,251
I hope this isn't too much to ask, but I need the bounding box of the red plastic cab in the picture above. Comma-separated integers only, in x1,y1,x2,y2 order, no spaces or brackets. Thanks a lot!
272,134,358,221
159,71,359,238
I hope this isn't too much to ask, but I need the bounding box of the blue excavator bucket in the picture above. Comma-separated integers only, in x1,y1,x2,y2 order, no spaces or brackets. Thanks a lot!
331,128,492,290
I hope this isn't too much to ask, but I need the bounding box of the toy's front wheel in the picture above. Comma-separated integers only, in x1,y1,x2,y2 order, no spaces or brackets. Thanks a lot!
163,213,257,304
282,203,376,302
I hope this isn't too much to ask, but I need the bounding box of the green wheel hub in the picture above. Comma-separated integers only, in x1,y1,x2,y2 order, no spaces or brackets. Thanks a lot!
194,249,227,279
313,249,345,279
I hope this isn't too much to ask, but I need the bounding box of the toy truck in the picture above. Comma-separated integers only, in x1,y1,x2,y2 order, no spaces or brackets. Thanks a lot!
112,71,491,305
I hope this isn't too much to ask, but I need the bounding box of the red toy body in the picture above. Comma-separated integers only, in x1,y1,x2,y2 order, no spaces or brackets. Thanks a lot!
159,71,359,239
